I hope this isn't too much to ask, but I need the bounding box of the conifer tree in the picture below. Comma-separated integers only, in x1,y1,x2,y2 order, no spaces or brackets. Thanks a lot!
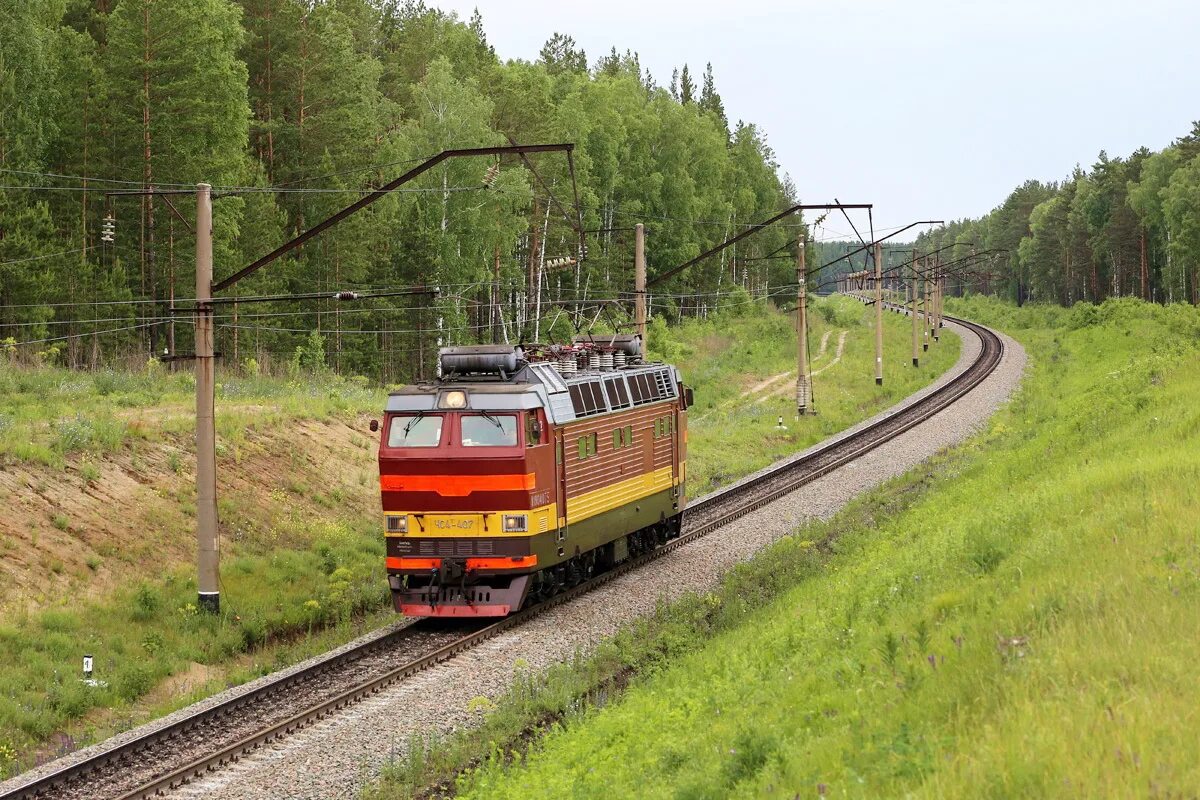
0,2,65,335
538,33,586,76
699,62,728,133
679,64,695,105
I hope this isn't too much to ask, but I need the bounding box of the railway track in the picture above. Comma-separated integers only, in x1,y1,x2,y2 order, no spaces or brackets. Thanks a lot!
2,314,1003,800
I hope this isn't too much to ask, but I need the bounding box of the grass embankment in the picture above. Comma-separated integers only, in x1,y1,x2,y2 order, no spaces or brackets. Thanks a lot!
371,297,1200,799
0,365,391,777
654,294,958,494
0,364,378,466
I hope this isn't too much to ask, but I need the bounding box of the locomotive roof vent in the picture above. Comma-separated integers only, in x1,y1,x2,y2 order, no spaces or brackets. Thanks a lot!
439,345,524,377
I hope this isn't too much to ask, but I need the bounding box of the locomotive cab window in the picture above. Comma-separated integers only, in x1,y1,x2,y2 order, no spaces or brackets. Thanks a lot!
461,414,518,447
387,414,443,448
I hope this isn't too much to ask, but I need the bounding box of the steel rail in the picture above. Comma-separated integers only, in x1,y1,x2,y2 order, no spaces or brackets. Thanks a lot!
3,313,1002,800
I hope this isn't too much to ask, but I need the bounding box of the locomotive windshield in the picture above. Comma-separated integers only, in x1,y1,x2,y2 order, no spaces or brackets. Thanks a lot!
387,414,443,447
461,413,518,447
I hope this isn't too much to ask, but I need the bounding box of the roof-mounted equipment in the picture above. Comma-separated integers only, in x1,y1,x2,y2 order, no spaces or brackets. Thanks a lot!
439,345,525,378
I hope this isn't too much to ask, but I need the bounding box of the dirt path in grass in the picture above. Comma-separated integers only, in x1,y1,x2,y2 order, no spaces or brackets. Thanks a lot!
700,330,844,420
739,371,791,399
755,330,849,404
811,329,848,375
813,330,833,361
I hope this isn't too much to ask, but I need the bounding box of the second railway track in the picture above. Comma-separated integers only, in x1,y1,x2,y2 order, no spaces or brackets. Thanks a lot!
2,314,1003,800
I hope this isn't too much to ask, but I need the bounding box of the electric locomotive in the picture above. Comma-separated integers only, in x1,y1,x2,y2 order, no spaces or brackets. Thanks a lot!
375,335,691,617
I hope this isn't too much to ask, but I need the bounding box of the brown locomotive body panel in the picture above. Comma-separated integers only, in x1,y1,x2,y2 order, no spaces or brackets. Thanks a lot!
377,343,689,617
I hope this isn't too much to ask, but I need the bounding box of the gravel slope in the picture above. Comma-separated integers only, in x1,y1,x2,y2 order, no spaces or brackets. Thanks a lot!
167,322,1025,800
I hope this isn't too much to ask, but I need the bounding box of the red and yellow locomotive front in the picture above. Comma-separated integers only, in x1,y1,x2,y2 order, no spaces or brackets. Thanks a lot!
379,383,555,616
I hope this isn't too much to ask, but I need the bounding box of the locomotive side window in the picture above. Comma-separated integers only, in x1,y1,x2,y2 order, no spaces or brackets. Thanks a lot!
387,414,443,448
569,382,605,417
612,423,635,449
605,377,630,409
588,381,607,411
629,375,645,403
569,384,586,415
525,413,542,446
461,414,518,447
577,432,598,459
635,373,657,401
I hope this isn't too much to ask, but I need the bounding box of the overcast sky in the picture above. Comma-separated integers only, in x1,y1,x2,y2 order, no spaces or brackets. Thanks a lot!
434,0,1199,238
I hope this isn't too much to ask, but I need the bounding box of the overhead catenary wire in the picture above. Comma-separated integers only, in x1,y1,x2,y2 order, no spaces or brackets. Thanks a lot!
0,246,93,266
3,168,922,238
0,168,195,188
1,322,160,347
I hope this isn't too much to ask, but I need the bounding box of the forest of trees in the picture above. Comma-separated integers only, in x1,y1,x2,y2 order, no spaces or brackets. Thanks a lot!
916,122,1200,307
0,0,797,381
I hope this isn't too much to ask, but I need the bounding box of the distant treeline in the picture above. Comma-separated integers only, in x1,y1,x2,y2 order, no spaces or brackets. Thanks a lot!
917,122,1200,306
0,1,795,381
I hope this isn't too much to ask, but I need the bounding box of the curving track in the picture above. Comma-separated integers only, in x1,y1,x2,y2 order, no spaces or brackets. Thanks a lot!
1,314,1002,800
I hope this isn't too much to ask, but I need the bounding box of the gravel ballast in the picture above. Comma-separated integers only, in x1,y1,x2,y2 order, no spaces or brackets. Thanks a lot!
164,322,1026,800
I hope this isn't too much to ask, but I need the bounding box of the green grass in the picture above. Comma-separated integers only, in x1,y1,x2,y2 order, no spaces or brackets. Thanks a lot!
0,363,384,465
652,294,960,494
369,296,1200,799
0,518,388,777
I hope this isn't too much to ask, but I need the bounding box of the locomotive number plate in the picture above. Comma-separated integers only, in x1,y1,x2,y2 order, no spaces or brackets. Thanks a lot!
434,519,474,530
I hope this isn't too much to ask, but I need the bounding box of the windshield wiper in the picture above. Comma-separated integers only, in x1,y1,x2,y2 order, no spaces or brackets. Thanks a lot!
403,410,426,435
478,410,503,430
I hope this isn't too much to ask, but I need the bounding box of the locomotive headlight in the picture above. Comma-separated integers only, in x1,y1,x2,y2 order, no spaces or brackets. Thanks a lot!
439,390,468,409
386,515,407,533
502,514,528,532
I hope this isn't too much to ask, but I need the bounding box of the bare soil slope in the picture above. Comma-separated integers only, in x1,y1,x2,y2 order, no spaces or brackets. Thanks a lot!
0,409,379,614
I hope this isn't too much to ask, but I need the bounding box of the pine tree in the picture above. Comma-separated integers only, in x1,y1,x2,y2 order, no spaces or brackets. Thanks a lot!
699,62,728,132
0,2,66,335
240,0,301,183
679,64,695,105
468,7,490,54
538,33,586,76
